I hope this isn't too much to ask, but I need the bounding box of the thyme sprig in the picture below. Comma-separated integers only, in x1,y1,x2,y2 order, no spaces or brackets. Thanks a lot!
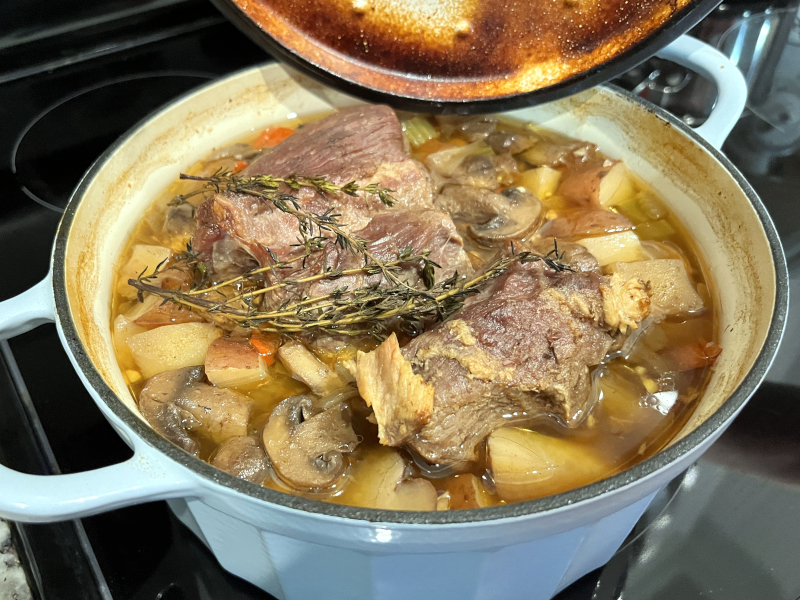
132,171,573,338
129,249,570,339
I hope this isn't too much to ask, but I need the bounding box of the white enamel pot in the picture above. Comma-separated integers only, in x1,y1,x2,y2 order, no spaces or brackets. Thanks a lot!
0,36,787,600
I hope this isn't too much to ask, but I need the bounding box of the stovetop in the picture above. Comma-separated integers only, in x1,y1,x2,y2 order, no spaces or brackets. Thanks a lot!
1,2,800,599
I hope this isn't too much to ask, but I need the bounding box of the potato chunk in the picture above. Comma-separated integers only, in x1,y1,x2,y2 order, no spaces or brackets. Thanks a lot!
576,231,646,266
205,337,268,387
608,259,704,317
487,428,611,502
519,166,561,199
117,244,171,300
127,322,221,378
278,341,345,395
337,448,437,511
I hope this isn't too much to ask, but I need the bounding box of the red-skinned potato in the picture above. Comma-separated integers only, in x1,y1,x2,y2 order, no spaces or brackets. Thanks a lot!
206,337,269,387
559,161,629,206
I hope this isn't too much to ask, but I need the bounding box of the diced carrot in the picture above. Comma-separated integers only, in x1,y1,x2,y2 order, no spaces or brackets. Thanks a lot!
669,339,722,371
252,126,295,149
233,160,248,173
250,330,281,365
414,139,456,158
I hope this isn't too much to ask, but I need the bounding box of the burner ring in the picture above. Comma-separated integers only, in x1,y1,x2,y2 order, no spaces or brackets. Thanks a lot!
11,71,215,213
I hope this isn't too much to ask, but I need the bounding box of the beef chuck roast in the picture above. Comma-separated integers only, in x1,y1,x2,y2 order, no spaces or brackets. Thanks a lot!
192,105,435,276
350,245,650,464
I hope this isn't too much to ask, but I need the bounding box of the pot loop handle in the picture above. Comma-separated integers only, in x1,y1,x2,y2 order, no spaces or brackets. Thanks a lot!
655,35,748,150
0,274,194,522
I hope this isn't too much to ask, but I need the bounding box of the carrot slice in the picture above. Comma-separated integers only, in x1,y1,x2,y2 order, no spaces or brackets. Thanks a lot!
233,160,248,173
669,339,722,371
253,127,295,149
250,330,281,365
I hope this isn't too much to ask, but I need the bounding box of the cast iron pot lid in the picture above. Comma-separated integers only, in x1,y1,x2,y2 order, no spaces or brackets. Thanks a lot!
210,0,721,113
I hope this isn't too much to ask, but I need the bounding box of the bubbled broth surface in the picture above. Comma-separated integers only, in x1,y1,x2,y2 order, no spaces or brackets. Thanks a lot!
111,113,718,509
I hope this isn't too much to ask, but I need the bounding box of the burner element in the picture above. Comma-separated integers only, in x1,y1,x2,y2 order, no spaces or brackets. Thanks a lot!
11,72,213,212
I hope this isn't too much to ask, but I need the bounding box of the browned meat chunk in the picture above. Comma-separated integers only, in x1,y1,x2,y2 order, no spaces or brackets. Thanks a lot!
272,209,472,307
351,246,650,464
192,106,435,275
138,366,253,451
211,436,270,484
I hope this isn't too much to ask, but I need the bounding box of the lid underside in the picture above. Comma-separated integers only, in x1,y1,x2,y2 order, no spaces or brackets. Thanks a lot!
219,0,720,111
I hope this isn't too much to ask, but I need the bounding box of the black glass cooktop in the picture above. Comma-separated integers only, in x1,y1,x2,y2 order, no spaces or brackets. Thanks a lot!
1,2,800,599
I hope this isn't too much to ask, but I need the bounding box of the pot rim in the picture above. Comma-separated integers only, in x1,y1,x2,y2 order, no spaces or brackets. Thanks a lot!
51,64,789,525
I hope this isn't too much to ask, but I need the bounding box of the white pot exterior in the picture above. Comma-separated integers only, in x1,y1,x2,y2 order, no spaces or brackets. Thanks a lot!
0,39,787,600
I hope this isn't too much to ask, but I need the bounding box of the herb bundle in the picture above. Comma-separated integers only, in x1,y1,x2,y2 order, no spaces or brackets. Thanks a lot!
130,171,572,339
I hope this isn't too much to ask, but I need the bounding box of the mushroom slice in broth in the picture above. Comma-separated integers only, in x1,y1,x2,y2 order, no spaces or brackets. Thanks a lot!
263,394,359,490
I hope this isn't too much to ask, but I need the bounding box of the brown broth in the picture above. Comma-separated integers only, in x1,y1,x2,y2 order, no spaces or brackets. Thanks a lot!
111,113,719,509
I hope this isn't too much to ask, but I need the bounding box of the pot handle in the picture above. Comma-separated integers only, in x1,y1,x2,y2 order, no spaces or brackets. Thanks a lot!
0,276,56,339
0,276,195,521
655,35,747,149
0,445,195,522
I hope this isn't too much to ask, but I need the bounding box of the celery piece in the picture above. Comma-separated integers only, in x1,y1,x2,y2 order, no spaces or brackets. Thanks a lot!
401,117,438,149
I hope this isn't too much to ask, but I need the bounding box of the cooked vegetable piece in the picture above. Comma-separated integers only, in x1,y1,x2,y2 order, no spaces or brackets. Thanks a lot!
253,126,295,148
668,339,722,371
607,259,704,316
118,244,171,299
596,368,658,432
337,447,437,510
487,428,612,501
634,219,677,240
425,141,493,178
519,166,561,199
112,314,145,367
138,366,253,447
444,474,493,509
250,330,280,365
205,337,269,387
576,231,646,266
211,436,270,484
485,131,534,155
437,185,543,243
539,208,633,239
127,322,221,378
560,161,630,206
278,341,346,395
402,117,438,148
263,395,358,489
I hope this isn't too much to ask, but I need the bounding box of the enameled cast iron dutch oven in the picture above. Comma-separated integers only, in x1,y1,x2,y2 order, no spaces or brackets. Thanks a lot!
0,36,788,600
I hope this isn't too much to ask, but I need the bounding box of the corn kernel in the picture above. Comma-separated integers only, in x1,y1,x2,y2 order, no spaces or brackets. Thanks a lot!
126,369,143,383
643,378,658,394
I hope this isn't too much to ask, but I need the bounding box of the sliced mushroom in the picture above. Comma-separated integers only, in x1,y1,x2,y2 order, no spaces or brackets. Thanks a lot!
469,186,543,244
138,366,253,448
211,436,270,484
451,154,499,190
438,185,544,244
485,131,535,155
138,367,205,454
263,395,359,489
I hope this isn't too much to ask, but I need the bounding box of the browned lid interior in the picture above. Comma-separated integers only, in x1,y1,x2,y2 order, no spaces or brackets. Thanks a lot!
233,0,692,101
